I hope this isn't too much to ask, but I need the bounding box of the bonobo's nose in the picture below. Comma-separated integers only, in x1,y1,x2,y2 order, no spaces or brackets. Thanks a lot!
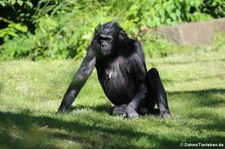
101,43,107,48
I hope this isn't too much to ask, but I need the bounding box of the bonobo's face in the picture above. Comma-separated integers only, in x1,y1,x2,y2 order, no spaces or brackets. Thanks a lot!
97,33,114,56
94,22,122,57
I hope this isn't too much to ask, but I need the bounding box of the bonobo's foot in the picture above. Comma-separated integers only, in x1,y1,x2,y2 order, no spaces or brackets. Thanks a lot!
123,106,139,119
139,108,149,115
148,109,159,115
110,104,126,116
158,111,172,119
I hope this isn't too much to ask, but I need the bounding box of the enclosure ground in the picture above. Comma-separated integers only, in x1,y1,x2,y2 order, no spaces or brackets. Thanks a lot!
0,48,225,149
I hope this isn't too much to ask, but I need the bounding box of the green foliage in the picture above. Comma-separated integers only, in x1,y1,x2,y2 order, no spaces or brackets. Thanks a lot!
201,0,225,18
0,18,28,38
0,0,33,8
115,0,212,27
1,33,36,59
0,0,225,60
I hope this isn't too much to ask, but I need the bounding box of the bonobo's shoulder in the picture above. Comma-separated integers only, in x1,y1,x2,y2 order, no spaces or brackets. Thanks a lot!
129,39,145,61
132,39,142,48
122,38,142,50
120,38,145,60
128,39,143,54
124,38,140,44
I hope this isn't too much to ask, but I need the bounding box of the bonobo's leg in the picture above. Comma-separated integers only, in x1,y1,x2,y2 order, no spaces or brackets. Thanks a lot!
110,104,127,116
145,68,172,118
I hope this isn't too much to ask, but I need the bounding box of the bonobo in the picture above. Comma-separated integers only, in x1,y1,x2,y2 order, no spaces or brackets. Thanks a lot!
58,22,172,119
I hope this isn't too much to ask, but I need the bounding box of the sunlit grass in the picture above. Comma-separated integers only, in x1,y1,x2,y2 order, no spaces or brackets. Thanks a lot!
0,47,225,148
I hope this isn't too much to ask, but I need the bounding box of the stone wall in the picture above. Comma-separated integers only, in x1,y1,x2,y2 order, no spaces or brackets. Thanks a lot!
153,18,225,46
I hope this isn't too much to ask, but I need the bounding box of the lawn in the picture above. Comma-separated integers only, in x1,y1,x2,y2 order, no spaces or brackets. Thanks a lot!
0,47,225,148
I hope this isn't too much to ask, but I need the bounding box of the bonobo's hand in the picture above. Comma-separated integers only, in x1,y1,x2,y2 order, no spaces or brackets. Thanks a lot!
123,105,139,119
57,107,67,114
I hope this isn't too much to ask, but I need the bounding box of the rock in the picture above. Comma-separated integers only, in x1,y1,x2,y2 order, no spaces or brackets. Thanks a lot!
153,18,225,46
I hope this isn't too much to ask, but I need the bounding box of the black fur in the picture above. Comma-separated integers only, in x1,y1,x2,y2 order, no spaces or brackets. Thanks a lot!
58,22,171,119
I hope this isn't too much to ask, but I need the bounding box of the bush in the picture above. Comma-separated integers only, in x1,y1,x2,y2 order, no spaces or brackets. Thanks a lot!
0,0,225,60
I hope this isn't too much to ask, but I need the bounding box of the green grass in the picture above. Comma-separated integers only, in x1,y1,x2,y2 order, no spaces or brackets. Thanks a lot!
0,47,225,149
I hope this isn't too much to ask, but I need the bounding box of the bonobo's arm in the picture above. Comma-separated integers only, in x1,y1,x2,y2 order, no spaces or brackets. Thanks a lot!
58,46,96,113
125,41,148,118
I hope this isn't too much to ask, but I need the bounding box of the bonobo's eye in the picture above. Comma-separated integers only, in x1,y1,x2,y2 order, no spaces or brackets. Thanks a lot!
119,30,125,40
98,34,113,42
120,30,125,36
102,37,112,42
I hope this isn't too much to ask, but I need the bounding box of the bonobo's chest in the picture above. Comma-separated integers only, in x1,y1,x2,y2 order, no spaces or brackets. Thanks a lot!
95,56,136,104
96,56,131,81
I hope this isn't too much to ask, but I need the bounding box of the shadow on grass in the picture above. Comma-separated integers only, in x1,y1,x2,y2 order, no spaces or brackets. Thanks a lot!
69,104,111,114
0,111,178,149
191,110,225,132
169,88,225,107
0,110,224,148
168,88,225,132
164,73,225,83
0,88,224,148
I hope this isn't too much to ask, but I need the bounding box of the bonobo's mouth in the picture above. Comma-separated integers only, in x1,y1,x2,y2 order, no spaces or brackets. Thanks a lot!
101,50,111,56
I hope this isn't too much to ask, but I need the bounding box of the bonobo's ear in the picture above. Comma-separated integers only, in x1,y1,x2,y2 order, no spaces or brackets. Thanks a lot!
94,23,101,35
119,30,126,40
